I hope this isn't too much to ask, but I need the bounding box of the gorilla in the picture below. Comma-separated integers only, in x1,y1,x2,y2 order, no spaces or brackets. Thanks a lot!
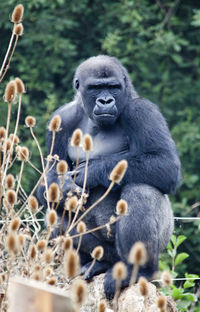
37,55,181,299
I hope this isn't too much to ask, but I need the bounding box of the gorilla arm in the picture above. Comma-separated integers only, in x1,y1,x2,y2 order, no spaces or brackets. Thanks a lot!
75,98,181,195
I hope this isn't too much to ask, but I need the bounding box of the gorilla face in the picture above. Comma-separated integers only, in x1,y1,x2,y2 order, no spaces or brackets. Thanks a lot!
74,58,127,127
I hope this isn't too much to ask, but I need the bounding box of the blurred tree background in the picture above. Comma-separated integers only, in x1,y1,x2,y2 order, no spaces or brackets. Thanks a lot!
0,0,199,275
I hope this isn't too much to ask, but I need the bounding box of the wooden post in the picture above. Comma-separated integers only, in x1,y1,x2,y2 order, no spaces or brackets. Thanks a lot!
8,277,74,312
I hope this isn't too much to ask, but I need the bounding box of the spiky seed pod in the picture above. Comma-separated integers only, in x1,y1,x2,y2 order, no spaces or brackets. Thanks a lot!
31,272,41,281
64,249,80,279
13,23,24,36
11,4,24,23
45,267,53,277
37,239,47,252
19,146,29,161
28,195,38,213
6,233,18,254
91,246,104,260
112,261,127,281
10,217,21,232
48,183,60,203
157,295,167,311
6,189,17,206
25,115,36,128
98,300,106,312
5,139,12,152
66,196,78,212
47,210,57,227
161,271,172,286
5,174,15,189
4,80,17,103
116,199,128,215
77,221,86,234
72,279,87,306
34,265,41,272
138,277,148,297
47,277,57,286
0,127,6,140
109,160,128,184
29,245,37,260
15,78,25,95
43,249,53,264
18,233,25,246
9,133,19,145
71,128,82,147
83,134,93,152
128,241,147,266
63,237,73,251
49,115,61,132
56,160,68,175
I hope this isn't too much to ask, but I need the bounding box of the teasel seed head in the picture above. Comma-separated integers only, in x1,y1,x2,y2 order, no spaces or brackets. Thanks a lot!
5,174,15,189
71,128,82,147
34,265,41,272
64,249,80,279
45,267,53,277
48,183,60,203
157,295,167,311
25,115,36,128
112,261,127,281
98,300,106,312
72,279,87,306
128,241,147,266
56,160,68,175
116,199,128,215
29,245,37,260
9,133,19,145
49,115,61,132
91,246,104,260
47,210,57,227
10,217,21,232
161,271,172,286
138,277,148,297
83,134,93,152
11,4,24,23
77,221,86,234
6,232,19,255
37,239,47,252
4,80,17,103
13,23,24,36
66,196,78,212
5,139,12,152
6,189,17,206
0,127,6,141
28,195,38,213
43,248,53,264
47,277,57,286
109,160,128,184
31,272,41,281
18,146,29,161
63,237,73,251
18,233,25,246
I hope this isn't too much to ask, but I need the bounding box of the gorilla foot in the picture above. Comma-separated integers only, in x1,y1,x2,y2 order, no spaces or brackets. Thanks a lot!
81,261,111,280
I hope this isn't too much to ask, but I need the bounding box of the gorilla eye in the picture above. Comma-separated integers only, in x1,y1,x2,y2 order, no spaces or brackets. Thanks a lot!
75,79,79,89
109,84,121,89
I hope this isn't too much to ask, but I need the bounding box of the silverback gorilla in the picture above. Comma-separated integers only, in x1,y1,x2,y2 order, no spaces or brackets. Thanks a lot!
37,55,181,299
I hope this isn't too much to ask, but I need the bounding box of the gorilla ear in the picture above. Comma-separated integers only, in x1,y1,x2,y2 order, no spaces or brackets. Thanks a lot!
74,79,79,90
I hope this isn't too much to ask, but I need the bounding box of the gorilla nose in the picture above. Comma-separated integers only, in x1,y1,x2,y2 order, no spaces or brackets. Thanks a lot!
96,96,115,106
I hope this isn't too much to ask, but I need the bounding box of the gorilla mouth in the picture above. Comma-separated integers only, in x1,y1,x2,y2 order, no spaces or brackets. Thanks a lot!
94,112,116,117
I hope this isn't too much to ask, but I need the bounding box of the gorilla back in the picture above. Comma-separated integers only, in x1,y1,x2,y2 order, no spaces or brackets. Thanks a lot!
37,55,181,299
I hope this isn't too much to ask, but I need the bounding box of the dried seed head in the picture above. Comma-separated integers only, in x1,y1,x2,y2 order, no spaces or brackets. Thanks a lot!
66,196,78,212
83,134,93,152
71,128,82,147
63,237,73,251
6,233,18,254
48,183,60,203
47,277,57,286
13,23,24,36
77,221,86,234
49,115,61,132
29,245,37,260
18,234,25,246
10,217,21,232
0,127,6,140
47,210,57,227
91,246,104,260
109,160,128,184
45,267,53,277
28,195,38,213
15,77,25,94
128,242,147,266
6,189,17,206
5,139,12,152
112,261,127,281
138,277,148,297
25,115,36,128
34,265,41,272
19,146,29,161
37,239,47,252
5,174,15,189
43,249,53,264
56,160,68,175
11,4,24,23
157,295,167,310
9,133,20,145
31,272,41,281
73,279,87,306
98,300,106,312
64,249,80,279
4,80,17,103
161,271,172,286
116,199,128,215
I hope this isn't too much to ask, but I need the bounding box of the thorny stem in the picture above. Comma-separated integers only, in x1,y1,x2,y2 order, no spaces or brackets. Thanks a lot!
76,234,82,254
84,258,96,278
129,263,139,286
113,280,121,312
16,160,24,197
0,30,15,80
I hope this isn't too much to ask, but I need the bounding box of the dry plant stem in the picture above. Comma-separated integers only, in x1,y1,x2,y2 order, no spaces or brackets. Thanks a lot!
84,258,96,278
67,181,115,234
16,160,24,197
129,263,139,286
0,31,15,79
113,280,121,312
70,146,79,192
2,257,12,307
76,234,82,253
64,210,72,234
0,35,19,83
1,103,12,175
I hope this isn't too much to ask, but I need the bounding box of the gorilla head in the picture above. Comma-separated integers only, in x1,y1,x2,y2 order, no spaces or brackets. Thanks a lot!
73,55,137,127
